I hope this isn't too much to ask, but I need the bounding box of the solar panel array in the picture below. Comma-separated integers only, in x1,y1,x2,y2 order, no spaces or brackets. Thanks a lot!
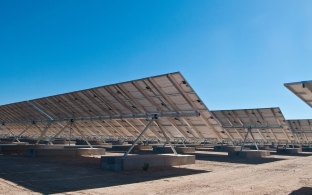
285,80,312,108
211,108,296,144
0,72,228,143
287,119,312,144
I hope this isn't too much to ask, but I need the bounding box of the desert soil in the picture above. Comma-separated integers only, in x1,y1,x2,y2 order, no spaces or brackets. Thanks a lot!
0,151,311,195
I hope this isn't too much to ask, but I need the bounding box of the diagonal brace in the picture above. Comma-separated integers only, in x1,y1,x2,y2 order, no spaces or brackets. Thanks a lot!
123,118,155,158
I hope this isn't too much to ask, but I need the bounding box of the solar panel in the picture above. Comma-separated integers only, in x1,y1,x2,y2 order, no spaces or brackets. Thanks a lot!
0,101,50,123
211,107,295,144
287,119,312,144
285,80,312,108
0,72,228,143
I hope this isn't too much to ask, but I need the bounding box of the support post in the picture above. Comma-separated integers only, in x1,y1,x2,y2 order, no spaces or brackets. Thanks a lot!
35,122,52,144
155,120,178,155
13,124,32,142
72,122,93,149
240,127,250,152
0,125,18,142
48,122,70,144
249,128,259,150
123,118,155,158
182,139,186,147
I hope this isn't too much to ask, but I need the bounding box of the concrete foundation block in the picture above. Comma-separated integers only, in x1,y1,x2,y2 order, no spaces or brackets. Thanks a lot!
27,148,77,157
100,154,195,171
52,140,76,145
108,141,128,145
12,142,29,145
64,144,112,149
110,145,152,152
153,146,195,154
153,146,174,154
195,147,214,151
136,145,153,150
27,147,105,157
302,147,312,152
247,145,272,150
276,148,302,155
0,144,29,155
176,147,195,154
228,150,271,158
32,145,65,149
194,145,214,149
76,148,106,156
214,145,241,152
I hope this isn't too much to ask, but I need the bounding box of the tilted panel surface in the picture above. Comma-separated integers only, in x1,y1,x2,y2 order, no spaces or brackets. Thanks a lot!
0,72,228,142
285,80,312,108
212,108,295,143
287,120,312,144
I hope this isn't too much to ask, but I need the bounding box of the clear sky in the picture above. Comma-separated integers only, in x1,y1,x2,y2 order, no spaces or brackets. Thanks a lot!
0,0,312,119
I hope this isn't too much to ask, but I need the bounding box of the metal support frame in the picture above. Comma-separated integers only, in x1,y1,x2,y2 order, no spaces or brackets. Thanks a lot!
0,124,18,142
35,122,52,144
72,122,93,148
4,111,200,125
240,127,259,152
48,122,71,144
123,118,155,158
13,124,32,142
155,120,178,155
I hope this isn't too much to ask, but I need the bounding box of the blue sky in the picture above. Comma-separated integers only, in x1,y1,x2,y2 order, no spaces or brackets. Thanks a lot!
0,0,312,119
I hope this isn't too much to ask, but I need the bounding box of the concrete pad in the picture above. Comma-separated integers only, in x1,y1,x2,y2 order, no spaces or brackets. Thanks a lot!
76,140,111,146
136,145,153,150
52,140,76,145
302,147,312,152
195,147,214,151
77,148,106,156
32,145,64,149
27,148,105,157
228,150,271,159
214,145,241,152
153,146,175,154
0,144,68,154
12,142,29,145
100,154,195,171
109,145,152,152
153,146,197,154
0,144,30,155
194,145,214,149
247,145,272,150
276,148,302,155
108,141,128,145
64,144,112,149
176,147,195,154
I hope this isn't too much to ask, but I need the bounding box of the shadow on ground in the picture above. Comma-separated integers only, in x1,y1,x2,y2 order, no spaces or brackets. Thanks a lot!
0,155,207,194
289,187,312,195
195,152,284,165
271,151,312,157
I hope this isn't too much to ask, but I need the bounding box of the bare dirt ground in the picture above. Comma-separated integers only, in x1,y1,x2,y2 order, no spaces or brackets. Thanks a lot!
0,151,311,195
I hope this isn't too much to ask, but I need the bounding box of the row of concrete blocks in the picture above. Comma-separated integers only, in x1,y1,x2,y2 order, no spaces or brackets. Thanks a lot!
0,144,196,172
100,154,195,172
107,145,196,154
1,144,307,157
0,144,106,157
212,145,307,155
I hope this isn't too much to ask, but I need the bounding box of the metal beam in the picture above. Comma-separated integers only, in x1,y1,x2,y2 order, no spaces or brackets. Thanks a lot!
13,124,32,142
72,122,93,148
2,111,200,125
48,122,71,144
123,118,155,157
35,122,52,144
240,128,250,152
155,120,178,155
